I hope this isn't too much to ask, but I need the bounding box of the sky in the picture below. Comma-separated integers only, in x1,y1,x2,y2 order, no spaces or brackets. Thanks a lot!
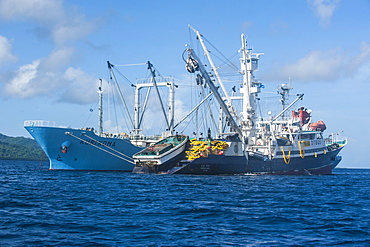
0,0,369,168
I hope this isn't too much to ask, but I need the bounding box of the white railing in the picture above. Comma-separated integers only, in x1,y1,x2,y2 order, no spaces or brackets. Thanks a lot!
24,120,57,127
324,132,347,147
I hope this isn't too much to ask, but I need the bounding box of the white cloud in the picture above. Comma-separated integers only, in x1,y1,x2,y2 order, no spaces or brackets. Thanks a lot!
276,42,370,82
59,67,98,104
3,45,78,99
269,21,289,36
240,21,252,33
0,0,101,103
103,120,119,134
40,47,75,71
0,35,17,66
4,59,41,98
0,0,97,46
52,16,97,46
3,57,65,99
174,98,190,124
0,0,64,22
282,50,343,81
308,0,340,28
351,42,370,70
4,59,98,104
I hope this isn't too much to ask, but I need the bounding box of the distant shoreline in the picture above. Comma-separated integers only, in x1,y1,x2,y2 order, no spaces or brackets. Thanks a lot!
0,158,48,161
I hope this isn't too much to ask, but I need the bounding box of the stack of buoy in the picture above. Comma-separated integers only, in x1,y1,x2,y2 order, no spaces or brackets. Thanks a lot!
185,139,229,160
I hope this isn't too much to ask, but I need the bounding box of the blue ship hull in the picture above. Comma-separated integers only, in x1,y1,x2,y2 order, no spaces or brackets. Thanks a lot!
25,126,143,171
167,155,247,175
246,148,343,175
167,148,343,175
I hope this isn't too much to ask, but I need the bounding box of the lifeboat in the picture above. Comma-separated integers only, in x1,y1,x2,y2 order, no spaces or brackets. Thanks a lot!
309,120,326,131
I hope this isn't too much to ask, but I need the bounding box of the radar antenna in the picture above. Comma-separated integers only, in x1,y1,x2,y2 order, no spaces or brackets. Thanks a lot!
277,79,293,119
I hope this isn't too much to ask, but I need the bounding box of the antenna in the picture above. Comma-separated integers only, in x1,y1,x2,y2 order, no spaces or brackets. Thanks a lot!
277,79,293,119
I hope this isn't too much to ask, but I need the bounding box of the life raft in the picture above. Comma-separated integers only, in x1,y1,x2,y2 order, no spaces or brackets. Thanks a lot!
309,120,326,131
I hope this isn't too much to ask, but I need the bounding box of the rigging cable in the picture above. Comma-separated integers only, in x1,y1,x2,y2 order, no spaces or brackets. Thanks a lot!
202,36,239,71
112,65,136,86
109,65,134,128
200,86,218,135
82,101,98,129
147,61,170,130
218,51,240,71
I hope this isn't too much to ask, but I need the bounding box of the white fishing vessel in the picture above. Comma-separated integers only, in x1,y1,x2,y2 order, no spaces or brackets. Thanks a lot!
132,135,189,174
168,26,346,175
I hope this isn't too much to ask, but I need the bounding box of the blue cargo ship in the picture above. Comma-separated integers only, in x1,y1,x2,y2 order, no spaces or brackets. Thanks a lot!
24,61,176,171
24,121,142,171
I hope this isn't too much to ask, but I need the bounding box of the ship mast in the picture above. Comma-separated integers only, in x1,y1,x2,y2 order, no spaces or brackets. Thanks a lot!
188,25,240,123
98,78,103,136
239,34,263,142
185,48,243,138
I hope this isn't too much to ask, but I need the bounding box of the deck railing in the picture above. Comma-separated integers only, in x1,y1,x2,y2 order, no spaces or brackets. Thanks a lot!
24,120,57,127
324,132,347,147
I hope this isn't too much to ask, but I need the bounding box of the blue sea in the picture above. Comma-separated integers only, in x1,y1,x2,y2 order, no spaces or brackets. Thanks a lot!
1,160,370,246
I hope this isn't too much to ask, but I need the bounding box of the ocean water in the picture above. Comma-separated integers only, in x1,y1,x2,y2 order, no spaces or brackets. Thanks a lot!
1,160,369,246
